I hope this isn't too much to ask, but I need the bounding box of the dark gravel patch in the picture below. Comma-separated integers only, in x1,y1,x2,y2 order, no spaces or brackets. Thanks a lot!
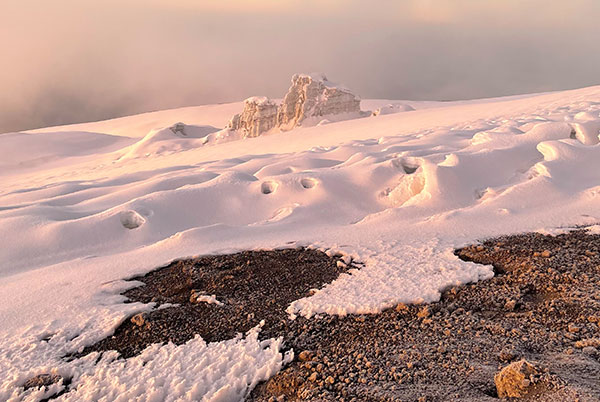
77,248,353,359
71,231,600,401
249,230,600,401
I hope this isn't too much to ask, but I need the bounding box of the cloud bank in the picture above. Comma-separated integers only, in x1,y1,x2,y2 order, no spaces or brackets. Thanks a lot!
1,0,599,133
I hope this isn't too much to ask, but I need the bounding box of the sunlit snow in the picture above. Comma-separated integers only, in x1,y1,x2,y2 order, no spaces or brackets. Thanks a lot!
3,87,600,400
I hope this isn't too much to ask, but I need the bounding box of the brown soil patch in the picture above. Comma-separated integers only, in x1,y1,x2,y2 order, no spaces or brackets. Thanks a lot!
71,231,600,401
77,248,353,359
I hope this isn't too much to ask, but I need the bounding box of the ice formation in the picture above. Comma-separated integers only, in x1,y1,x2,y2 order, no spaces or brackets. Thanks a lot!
228,97,279,138
276,73,362,130
228,73,364,137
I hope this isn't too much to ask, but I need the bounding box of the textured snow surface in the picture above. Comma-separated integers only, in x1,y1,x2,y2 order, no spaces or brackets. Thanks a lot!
0,325,291,402
3,87,600,400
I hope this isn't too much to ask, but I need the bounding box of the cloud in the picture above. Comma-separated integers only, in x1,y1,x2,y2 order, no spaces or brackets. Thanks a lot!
0,0,599,133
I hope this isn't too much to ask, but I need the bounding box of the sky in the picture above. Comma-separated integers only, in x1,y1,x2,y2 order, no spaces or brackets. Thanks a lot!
1,0,600,133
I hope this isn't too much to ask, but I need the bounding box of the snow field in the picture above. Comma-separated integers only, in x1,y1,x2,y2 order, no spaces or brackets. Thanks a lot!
2,87,600,400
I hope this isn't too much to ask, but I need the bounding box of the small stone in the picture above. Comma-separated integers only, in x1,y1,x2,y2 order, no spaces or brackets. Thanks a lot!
540,250,551,258
499,348,517,362
325,375,335,384
130,313,147,327
494,359,542,398
504,299,517,311
308,372,319,382
417,306,430,318
298,350,314,362
395,303,408,313
568,323,581,333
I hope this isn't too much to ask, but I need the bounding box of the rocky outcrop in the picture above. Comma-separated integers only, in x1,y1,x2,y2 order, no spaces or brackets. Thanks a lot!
228,74,364,138
277,73,361,131
228,97,279,138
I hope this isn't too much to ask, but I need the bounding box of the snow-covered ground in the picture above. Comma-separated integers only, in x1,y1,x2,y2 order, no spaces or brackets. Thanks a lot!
2,86,600,400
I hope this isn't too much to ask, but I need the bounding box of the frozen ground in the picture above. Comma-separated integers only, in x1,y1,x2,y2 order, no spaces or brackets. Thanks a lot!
2,86,600,400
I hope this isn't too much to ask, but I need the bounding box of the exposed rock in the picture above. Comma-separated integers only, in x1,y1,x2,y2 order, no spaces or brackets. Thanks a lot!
277,73,361,131
130,312,148,327
494,359,544,398
23,373,63,390
298,350,314,362
169,122,186,136
228,97,279,138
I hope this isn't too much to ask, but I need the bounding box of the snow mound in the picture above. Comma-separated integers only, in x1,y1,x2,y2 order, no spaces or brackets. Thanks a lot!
373,103,415,116
119,210,145,229
119,123,219,159
570,121,600,145
0,131,132,172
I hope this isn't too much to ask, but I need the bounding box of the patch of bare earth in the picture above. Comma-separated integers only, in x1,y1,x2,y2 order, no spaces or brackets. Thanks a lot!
249,230,600,401
52,231,600,401
76,248,353,359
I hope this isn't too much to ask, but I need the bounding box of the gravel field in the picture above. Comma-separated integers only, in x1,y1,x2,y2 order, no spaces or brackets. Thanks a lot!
77,248,352,359
75,230,600,401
